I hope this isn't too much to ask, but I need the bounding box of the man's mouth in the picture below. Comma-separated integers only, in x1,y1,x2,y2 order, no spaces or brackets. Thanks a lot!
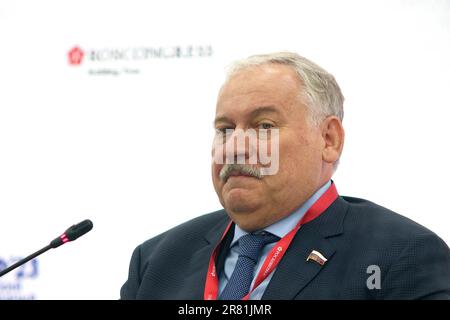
228,171,256,179
219,164,263,182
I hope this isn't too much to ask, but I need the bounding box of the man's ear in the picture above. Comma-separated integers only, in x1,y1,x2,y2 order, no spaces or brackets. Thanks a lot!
321,116,345,164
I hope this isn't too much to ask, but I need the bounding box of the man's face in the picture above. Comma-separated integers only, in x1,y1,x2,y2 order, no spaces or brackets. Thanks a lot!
212,64,327,232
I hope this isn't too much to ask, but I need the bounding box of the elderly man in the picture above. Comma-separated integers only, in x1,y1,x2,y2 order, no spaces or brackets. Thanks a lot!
121,52,450,300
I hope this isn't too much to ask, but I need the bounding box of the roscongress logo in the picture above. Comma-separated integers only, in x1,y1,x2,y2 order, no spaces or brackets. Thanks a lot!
67,44,213,76
67,44,213,68
68,46,84,65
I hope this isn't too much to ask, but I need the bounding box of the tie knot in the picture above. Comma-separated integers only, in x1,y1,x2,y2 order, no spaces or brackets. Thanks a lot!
238,232,280,262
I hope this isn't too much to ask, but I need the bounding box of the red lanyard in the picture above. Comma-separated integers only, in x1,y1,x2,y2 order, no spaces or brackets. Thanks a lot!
204,182,338,300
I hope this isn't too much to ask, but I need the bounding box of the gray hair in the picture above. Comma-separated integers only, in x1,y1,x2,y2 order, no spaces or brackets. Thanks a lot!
225,51,344,125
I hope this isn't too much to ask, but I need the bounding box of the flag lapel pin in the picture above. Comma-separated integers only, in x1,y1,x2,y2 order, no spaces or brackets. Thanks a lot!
306,250,327,266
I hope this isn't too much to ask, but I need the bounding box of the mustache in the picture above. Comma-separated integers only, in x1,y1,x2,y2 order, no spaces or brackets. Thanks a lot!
219,164,263,182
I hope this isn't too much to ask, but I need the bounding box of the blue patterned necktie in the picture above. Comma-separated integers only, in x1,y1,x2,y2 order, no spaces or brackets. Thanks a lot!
219,232,280,300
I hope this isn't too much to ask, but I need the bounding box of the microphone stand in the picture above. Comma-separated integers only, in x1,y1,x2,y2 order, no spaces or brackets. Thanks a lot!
0,244,52,277
0,219,93,278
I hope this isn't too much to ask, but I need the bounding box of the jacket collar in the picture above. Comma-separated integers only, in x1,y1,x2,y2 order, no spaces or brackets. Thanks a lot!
201,196,349,300
262,196,348,299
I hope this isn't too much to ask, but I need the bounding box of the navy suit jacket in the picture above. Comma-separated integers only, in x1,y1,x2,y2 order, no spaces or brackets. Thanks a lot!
120,196,450,299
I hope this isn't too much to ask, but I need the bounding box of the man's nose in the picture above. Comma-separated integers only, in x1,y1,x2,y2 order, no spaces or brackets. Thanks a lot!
224,129,257,165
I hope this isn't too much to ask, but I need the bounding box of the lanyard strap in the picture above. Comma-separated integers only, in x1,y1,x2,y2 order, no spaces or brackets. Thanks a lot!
204,182,338,300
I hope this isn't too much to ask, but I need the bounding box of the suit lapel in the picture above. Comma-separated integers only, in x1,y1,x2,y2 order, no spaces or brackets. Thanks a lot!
183,244,218,299
182,212,230,299
262,197,348,300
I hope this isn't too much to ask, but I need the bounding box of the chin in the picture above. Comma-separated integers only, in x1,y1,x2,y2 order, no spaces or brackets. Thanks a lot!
224,189,260,211
231,215,270,233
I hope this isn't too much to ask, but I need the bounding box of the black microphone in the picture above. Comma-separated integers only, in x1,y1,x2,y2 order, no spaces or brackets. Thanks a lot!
0,219,93,278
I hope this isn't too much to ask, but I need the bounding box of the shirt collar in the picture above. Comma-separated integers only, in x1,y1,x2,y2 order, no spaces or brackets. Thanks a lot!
230,180,332,247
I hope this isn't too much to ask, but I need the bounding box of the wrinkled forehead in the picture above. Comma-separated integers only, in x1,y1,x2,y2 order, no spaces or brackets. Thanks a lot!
219,63,302,98
215,64,306,121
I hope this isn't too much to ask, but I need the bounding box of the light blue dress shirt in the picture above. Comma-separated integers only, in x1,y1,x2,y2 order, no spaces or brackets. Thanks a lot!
218,180,332,300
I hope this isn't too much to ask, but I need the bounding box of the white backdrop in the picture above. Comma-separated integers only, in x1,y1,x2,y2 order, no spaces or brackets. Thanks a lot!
0,0,449,299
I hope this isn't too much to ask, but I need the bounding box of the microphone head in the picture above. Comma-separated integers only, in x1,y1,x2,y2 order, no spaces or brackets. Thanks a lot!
65,219,94,241
49,219,94,248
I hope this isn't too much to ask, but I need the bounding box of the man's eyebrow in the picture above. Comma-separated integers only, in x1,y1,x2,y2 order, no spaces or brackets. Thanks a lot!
213,106,281,127
213,115,233,127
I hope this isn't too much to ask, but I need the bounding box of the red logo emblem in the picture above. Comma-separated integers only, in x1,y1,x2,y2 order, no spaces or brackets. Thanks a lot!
68,46,84,66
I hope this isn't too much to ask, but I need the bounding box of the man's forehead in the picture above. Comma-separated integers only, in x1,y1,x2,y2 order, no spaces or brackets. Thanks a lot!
219,71,300,98
214,105,283,124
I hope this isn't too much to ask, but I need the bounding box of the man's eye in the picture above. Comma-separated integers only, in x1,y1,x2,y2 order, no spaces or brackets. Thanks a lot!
216,128,234,135
258,123,274,130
